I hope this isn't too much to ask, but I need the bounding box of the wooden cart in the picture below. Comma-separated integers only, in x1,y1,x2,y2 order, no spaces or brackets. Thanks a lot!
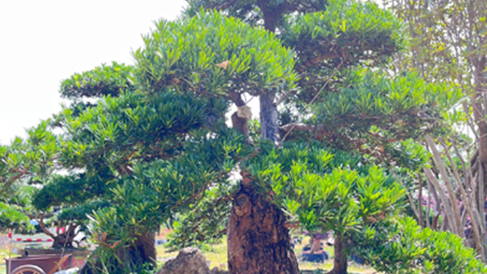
5,253,71,274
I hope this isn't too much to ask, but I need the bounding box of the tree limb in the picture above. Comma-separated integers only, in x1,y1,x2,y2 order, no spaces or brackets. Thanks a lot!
37,214,57,239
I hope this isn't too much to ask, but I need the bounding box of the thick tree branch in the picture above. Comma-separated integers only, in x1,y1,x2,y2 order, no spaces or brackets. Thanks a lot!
280,123,326,140
297,52,340,72
37,214,57,239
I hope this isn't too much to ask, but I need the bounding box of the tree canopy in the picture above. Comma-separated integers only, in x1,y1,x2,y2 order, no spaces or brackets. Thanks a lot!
1,1,486,274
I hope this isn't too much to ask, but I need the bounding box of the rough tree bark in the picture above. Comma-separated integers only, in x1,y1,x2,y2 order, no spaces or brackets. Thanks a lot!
226,2,301,273
330,234,347,274
133,230,157,267
37,215,79,248
227,91,299,273
227,182,300,274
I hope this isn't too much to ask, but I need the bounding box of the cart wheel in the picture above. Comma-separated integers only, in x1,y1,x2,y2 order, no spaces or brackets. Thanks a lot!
11,264,47,274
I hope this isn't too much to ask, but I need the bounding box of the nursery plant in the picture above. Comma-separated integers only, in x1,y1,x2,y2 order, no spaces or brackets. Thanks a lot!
0,1,484,273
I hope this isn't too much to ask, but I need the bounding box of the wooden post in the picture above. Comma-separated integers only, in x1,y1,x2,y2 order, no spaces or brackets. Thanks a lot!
8,228,13,274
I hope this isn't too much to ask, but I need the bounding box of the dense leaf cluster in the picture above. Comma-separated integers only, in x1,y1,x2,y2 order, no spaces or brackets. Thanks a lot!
0,1,483,273
0,120,60,186
280,0,406,70
134,11,296,96
60,62,135,99
308,70,461,154
0,202,32,232
360,217,487,274
59,91,212,171
185,0,329,26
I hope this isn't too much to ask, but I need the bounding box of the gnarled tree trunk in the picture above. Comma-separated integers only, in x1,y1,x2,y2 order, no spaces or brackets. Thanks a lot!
37,215,80,248
224,2,301,273
331,234,347,274
227,183,300,274
132,230,157,266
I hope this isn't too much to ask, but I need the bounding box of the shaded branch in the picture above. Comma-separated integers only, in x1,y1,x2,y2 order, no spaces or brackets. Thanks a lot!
37,214,57,239
297,52,340,72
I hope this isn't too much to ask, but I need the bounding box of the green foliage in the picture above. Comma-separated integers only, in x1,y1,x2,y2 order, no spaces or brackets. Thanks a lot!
310,69,461,154
86,128,251,273
56,200,110,225
185,0,330,24
33,175,108,210
386,139,430,172
317,70,460,125
0,120,60,187
237,142,402,232
243,141,484,273
29,200,111,238
60,62,135,99
0,202,32,232
360,217,487,274
384,0,487,86
166,183,236,249
58,90,216,174
248,144,405,235
0,184,35,232
238,141,486,272
134,10,297,96
1,2,480,273
281,0,406,68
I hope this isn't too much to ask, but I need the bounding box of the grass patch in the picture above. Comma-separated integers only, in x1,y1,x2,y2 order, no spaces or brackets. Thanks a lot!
155,235,376,273
156,240,228,271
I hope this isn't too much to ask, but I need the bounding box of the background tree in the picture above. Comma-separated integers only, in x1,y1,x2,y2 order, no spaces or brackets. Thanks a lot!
0,64,132,249
383,0,487,260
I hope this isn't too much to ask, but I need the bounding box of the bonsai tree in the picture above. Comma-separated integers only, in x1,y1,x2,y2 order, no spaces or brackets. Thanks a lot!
0,12,294,273
177,1,467,272
33,199,109,249
0,2,481,274
0,121,105,249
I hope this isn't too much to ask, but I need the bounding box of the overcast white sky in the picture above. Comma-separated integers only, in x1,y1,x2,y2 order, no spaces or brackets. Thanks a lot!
0,0,187,145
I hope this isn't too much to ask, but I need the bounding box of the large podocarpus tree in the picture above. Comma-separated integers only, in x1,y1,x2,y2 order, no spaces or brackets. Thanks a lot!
2,12,296,273
182,0,456,273
0,1,483,274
